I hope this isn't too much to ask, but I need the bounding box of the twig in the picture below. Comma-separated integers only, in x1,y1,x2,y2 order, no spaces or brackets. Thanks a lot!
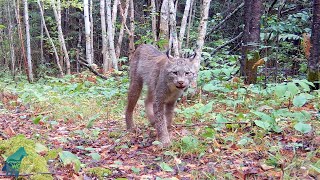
175,121,250,128
211,32,243,55
78,57,109,80
0,172,56,177
206,2,244,36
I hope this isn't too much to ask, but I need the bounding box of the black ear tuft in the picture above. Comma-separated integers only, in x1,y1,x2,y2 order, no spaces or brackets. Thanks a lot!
190,52,197,60
166,50,171,59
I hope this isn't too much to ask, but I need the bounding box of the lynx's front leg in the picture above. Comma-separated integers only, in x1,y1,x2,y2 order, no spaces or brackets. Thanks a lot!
154,93,171,147
165,101,176,130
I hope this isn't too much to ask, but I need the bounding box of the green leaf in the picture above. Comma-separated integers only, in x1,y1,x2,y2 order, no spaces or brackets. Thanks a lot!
237,138,248,146
287,82,299,96
32,115,42,124
275,85,287,97
131,167,141,174
310,164,320,173
253,111,273,122
35,143,48,153
59,151,81,172
293,94,307,107
294,122,312,133
159,162,174,172
87,153,101,161
198,101,214,114
254,120,271,130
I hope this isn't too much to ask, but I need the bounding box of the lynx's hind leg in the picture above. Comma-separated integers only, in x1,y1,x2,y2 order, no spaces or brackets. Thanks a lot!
145,89,155,127
125,77,143,130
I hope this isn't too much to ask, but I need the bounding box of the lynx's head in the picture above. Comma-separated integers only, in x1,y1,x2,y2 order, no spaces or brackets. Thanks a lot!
165,52,197,90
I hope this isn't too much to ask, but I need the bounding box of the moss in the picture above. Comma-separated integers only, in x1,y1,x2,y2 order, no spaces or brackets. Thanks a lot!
45,148,62,161
0,135,53,180
86,167,112,179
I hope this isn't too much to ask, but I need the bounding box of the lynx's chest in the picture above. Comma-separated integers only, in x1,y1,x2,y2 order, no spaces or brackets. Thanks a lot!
165,85,184,103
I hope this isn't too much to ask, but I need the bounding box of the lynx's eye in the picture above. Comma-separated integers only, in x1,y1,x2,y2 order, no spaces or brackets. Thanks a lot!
185,72,192,76
172,71,178,75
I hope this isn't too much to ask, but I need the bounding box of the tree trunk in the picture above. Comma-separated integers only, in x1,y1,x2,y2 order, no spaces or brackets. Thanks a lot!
101,0,111,72
159,0,169,49
186,0,194,49
6,0,16,78
90,0,94,63
128,0,135,59
84,0,93,65
308,0,320,89
14,0,28,77
241,0,262,84
178,0,192,51
23,0,34,82
116,0,130,59
106,0,118,70
194,0,211,71
151,0,157,42
51,0,71,74
112,0,119,36
37,0,64,77
169,0,179,56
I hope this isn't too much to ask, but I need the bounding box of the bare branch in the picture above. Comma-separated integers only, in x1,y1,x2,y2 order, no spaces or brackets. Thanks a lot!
207,2,244,36
211,32,243,55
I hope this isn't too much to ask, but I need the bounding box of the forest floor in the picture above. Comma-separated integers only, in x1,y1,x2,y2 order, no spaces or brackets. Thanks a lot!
0,73,319,179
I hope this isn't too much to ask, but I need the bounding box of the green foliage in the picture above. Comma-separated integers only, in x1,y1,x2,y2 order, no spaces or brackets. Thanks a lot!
158,162,174,172
59,151,81,172
86,167,111,179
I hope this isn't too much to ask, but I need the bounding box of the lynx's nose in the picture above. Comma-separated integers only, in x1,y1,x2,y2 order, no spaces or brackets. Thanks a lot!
176,81,185,89
178,81,184,85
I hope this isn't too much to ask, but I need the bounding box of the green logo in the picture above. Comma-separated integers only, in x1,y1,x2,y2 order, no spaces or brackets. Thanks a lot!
2,147,28,178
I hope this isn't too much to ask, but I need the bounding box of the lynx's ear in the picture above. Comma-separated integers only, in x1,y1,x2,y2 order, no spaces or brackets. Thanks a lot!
166,50,172,59
166,50,175,62
189,52,197,61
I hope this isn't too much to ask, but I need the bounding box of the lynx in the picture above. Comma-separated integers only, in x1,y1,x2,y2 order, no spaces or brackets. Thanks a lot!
125,44,197,147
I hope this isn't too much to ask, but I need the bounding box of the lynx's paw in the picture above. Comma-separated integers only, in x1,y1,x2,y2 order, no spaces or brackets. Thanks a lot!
160,136,172,147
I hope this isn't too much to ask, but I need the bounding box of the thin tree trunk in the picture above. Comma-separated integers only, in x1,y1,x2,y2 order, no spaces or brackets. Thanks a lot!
186,0,194,49
178,0,191,51
23,0,34,82
194,0,212,71
51,0,71,74
101,0,111,72
112,0,119,36
159,0,169,48
90,0,94,63
308,0,320,89
106,0,118,70
128,0,135,59
151,0,157,42
14,0,28,76
7,0,16,78
116,0,130,59
37,0,64,77
76,23,82,73
169,0,179,56
84,0,93,65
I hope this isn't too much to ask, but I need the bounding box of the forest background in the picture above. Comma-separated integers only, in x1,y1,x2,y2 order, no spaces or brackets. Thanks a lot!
0,0,319,179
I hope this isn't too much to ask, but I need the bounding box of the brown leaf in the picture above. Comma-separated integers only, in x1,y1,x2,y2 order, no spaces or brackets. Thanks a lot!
260,163,274,171
252,58,265,69
4,126,16,137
